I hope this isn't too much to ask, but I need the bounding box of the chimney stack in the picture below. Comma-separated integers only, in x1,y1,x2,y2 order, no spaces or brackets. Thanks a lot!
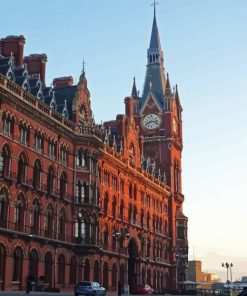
53,76,74,89
0,35,25,66
24,54,48,86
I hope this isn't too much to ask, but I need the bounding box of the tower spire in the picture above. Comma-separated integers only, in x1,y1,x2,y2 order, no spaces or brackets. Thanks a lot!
131,77,138,99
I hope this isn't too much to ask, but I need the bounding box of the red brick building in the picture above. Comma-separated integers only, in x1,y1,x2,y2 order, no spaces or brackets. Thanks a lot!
0,6,188,293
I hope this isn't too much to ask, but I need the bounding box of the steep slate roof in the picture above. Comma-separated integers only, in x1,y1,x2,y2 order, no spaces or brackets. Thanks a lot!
54,85,77,119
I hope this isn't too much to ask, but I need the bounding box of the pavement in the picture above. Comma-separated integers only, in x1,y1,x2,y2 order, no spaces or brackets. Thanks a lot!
0,292,191,296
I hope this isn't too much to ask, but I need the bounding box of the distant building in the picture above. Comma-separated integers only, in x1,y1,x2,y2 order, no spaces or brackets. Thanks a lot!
188,260,219,289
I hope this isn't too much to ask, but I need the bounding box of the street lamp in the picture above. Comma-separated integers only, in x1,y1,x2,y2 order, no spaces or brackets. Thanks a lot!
222,262,233,285
26,234,33,294
112,231,130,296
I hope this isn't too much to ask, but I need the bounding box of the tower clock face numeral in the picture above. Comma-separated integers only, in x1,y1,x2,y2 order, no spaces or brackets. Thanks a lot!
143,113,161,129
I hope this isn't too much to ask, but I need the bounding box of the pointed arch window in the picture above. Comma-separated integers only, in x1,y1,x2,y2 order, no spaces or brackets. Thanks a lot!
1,145,11,178
58,254,65,285
120,199,124,220
129,183,133,199
0,189,8,228
30,249,39,280
103,226,109,249
103,193,109,214
35,131,43,154
140,209,144,228
19,123,30,146
177,223,185,239
112,196,117,218
33,159,42,190
47,165,55,195
76,180,88,203
44,252,53,285
17,153,28,184
60,172,67,199
2,113,14,138
12,247,23,282
69,256,77,284
45,204,54,238
30,199,40,235
15,195,25,232
58,209,66,241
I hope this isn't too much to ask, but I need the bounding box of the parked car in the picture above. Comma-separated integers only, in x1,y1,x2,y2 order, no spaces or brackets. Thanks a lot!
74,281,106,296
132,284,154,294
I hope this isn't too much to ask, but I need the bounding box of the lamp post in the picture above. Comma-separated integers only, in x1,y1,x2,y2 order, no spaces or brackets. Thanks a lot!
222,262,233,285
112,231,130,296
26,234,33,294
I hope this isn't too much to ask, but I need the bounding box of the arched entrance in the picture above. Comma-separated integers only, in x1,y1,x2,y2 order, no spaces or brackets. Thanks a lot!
128,238,138,293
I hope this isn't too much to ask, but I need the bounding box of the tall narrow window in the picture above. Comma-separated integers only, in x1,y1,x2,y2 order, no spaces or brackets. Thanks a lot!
17,153,27,184
33,160,42,190
12,247,23,282
2,114,13,138
45,204,54,238
60,172,67,199
47,166,55,195
1,145,11,178
0,189,8,228
35,132,43,153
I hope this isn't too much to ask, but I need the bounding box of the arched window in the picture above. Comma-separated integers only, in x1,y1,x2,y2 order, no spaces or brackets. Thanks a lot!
69,256,77,284
76,181,88,203
33,159,42,190
60,172,67,199
112,263,117,291
12,247,23,282
112,196,116,218
103,193,109,214
30,199,40,235
93,260,100,282
84,259,90,281
129,183,132,198
133,206,137,224
103,262,108,290
15,195,25,232
30,249,39,280
58,209,66,241
0,189,8,228
133,184,137,200
174,161,180,193
120,200,124,220
44,252,53,285
47,165,55,195
57,254,65,285
45,204,54,238
0,244,6,285
128,204,132,223
103,225,109,249
1,145,11,177
17,153,27,184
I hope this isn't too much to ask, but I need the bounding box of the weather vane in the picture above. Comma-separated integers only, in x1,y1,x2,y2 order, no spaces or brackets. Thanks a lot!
151,1,159,15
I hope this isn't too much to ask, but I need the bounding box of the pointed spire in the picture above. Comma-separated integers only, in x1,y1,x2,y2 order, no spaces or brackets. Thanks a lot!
131,77,138,99
165,73,172,95
149,1,161,54
175,84,182,108
81,59,86,77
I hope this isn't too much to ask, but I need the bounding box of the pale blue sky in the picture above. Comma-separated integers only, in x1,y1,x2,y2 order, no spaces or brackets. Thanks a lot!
1,0,247,281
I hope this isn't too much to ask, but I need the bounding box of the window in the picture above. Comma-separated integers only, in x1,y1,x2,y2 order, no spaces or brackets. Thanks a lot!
35,132,43,153
45,204,54,238
58,209,66,241
30,199,40,235
47,166,55,195
112,176,118,191
129,183,132,198
12,247,23,282
77,149,88,168
48,139,57,159
19,124,29,146
0,189,8,228
128,204,132,223
112,196,116,218
103,170,109,185
60,172,67,199
174,161,180,193
2,113,13,138
14,195,25,232
76,181,88,203
1,145,11,178
103,193,109,214
120,180,124,194
177,223,185,239
33,160,42,190
60,146,68,165
120,200,124,220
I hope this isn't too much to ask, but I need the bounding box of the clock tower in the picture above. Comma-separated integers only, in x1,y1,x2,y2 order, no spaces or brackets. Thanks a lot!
133,3,188,287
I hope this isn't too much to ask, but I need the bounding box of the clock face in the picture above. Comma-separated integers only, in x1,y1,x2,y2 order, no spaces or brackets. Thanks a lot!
143,114,161,129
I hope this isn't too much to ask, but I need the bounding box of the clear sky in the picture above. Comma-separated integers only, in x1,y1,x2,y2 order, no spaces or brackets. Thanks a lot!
1,0,247,281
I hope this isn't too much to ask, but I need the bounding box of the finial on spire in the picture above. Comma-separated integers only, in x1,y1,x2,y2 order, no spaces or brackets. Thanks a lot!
151,1,159,17
82,59,86,76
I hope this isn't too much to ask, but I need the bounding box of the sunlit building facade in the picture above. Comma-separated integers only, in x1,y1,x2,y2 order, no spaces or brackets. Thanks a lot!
0,6,188,292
